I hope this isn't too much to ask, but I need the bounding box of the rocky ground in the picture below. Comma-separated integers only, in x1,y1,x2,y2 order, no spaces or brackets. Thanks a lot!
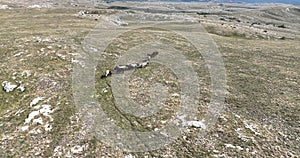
0,1,299,157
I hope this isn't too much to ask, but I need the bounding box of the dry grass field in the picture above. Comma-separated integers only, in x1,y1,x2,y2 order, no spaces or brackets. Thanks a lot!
0,1,299,157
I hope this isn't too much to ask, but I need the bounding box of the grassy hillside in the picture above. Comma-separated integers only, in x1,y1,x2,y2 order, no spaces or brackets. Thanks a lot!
0,2,299,157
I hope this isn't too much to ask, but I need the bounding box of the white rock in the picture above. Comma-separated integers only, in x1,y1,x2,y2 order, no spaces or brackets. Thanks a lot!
57,53,66,60
71,59,79,63
25,111,40,124
213,154,226,157
90,47,98,52
42,38,51,42
47,46,53,49
224,144,243,151
102,88,108,93
35,152,41,156
14,52,24,57
234,114,241,118
171,93,180,97
219,115,228,121
28,5,42,8
1,135,14,140
212,150,219,153
235,128,256,142
17,85,25,92
71,145,83,154
236,146,244,151
30,97,44,107
33,105,41,110
29,128,42,134
54,146,63,156
161,120,167,124
244,122,260,135
21,70,31,77
0,5,9,9
186,121,206,129
21,125,29,131
225,143,236,148
2,81,18,92
44,124,52,132
40,104,54,122
33,117,44,125
54,146,61,153
40,105,53,115
125,154,135,158
15,109,25,116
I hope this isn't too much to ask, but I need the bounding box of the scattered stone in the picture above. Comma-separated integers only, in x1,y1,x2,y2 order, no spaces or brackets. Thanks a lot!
40,48,45,52
244,121,260,135
39,104,54,121
28,5,42,8
102,88,108,93
30,97,44,107
225,144,243,151
29,128,42,134
171,93,180,97
2,81,18,92
25,104,54,124
54,146,63,156
44,124,52,132
27,4,52,9
0,5,10,9
57,53,66,60
21,70,32,78
225,143,235,148
20,125,29,131
236,146,244,151
161,120,167,124
33,105,41,110
17,85,25,92
186,121,206,129
71,145,83,154
235,128,256,142
125,154,135,158
15,109,25,116
25,111,40,124
33,117,44,125
14,52,24,57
